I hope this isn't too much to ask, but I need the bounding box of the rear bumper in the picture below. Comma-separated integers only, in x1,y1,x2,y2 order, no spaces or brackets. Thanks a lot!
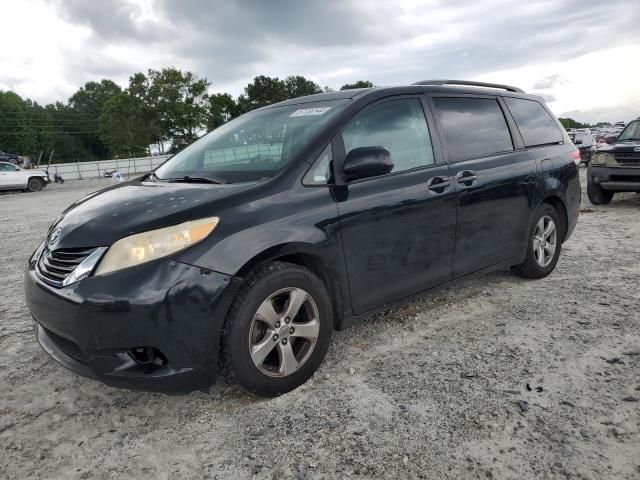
588,165,640,191
24,257,242,392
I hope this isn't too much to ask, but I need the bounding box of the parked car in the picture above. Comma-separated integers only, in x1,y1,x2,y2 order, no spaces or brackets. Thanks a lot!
0,161,50,192
587,119,640,204
568,131,596,165
24,80,580,396
0,151,21,165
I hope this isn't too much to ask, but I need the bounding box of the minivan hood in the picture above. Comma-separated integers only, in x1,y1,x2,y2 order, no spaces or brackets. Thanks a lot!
49,180,249,249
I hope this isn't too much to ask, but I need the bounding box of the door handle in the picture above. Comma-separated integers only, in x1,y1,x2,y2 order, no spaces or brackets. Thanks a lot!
427,176,451,193
456,170,477,186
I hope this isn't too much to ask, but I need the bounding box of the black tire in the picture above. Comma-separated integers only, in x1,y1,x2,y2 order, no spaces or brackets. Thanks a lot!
587,183,613,205
512,203,563,279
27,177,44,192
221,261,333,397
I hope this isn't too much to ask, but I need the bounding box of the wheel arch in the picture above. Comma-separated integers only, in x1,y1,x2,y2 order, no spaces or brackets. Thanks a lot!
236,243,346,329
541,195,568,242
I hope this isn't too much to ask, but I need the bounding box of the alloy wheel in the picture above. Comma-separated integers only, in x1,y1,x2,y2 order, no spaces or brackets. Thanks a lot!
248,287,320,377
532,215,557,268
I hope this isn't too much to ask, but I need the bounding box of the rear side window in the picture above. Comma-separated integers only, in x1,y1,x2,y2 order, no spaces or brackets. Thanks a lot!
504,97,562,147
342,98,435,173
432,97,513,162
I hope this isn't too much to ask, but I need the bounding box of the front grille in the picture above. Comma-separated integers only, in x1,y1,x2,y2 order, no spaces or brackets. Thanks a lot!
614,152,640,165
610,175,640,183
37,247,97,287
41,326,86,363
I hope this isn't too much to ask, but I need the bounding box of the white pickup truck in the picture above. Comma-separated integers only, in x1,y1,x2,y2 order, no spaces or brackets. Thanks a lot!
0,161,50,192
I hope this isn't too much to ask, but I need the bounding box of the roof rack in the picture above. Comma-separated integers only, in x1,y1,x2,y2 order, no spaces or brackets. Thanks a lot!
412,79,524,93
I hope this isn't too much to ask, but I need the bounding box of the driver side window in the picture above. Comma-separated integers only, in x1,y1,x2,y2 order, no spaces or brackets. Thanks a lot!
341,98,435,173
0,163,17,172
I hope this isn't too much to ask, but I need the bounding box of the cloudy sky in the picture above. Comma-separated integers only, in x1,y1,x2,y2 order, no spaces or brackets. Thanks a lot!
1,0,639,123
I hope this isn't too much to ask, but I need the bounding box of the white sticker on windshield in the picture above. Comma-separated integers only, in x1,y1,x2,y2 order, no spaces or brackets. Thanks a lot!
289,107,331,117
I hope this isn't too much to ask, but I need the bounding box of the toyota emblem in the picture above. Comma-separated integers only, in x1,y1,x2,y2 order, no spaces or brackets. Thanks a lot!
634,147,640,152
48,227,62,246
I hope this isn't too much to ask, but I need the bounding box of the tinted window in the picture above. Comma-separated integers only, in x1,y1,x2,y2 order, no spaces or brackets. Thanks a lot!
155,99,349,184
504,97,562,147
432,97,513,162
342,98,435,173
0,163,17,171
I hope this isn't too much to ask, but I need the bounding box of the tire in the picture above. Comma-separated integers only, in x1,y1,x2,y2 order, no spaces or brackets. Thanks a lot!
27,177,44,192
512,204,563,279
587,183,613,205
221,261,333,397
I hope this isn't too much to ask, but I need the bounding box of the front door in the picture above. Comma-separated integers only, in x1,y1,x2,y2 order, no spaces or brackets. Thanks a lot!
0,162,23,188
335,97,456,315
430,95,537,277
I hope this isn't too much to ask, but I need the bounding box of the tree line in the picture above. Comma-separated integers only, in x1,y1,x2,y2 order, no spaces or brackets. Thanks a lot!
0,70,373,164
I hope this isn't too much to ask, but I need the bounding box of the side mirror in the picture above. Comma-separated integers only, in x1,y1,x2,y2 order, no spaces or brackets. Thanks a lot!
343,146,393,181
574,139,583,145
605,135,617,145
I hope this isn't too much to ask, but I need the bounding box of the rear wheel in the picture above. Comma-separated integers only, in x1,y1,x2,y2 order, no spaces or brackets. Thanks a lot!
27,177,44,192
512,204,562,279
587,183,613,205
221,261,333,397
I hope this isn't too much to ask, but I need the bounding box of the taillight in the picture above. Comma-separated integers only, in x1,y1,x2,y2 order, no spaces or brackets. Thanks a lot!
570,149,581,165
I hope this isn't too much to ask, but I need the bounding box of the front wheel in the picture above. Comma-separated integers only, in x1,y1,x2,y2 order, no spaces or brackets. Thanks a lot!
587,183,613,205
27,177,44,192
512,204,562,279
221,261,333,397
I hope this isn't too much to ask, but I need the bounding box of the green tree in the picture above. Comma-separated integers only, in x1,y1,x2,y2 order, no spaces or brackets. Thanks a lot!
236,75,322,114
237,75,287,113
206,93,238,131
558,118,591,129
0,90,32,154
68,80,122,159
145,68,210,151
340,80,374,90
283,75,322,98
99,93,153,157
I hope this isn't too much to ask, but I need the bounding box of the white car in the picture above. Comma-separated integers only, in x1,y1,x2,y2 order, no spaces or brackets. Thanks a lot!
0,161,50,192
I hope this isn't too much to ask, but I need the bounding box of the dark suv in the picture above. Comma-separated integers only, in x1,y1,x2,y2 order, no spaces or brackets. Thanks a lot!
568,131,596,165
24,80,580,396
587,119,640,204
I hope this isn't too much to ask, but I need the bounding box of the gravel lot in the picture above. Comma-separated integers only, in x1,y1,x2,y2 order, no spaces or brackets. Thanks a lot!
1,170,639,479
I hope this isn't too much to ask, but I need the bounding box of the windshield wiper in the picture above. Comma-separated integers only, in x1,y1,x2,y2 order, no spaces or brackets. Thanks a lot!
160,175,227,184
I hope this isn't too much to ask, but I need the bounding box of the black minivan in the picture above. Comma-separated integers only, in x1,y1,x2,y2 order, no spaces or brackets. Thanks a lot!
25,80,580,396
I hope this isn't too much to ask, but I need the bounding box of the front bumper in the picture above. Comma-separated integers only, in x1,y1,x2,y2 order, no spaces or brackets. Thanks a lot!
24,257,241,392
588,165,640,191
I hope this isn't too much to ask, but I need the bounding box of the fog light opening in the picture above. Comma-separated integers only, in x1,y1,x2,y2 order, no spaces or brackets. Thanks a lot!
130,347,168,367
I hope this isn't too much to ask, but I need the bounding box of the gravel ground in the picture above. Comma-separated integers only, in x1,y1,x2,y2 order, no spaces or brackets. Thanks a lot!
1,171,639,479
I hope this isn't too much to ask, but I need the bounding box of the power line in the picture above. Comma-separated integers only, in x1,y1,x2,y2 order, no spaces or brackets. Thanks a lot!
0,131,100,135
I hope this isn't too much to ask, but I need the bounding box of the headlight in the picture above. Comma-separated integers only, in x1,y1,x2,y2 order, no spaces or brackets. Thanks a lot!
591,152,617,166
94,216,219,276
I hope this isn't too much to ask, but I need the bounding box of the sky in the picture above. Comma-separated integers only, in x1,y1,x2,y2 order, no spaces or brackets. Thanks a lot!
1,0,639,124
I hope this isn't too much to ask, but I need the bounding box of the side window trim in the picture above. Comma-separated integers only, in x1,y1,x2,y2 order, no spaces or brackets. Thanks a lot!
334,96,440,185
427,93,520,164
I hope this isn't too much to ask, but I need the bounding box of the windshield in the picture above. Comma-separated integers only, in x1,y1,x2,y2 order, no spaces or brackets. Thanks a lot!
617,120,640,142
155,99,349,184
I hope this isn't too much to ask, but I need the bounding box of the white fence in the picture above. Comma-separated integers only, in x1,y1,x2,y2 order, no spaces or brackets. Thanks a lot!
43,155,171,181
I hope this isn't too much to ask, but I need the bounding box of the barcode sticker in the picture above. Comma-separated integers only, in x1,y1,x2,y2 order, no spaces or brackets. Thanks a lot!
289,107,331,117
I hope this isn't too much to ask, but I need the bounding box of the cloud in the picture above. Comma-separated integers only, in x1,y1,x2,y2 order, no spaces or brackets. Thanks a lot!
537,93,557,103
2,0,640,123
560,106,640,125
532,74,565,90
